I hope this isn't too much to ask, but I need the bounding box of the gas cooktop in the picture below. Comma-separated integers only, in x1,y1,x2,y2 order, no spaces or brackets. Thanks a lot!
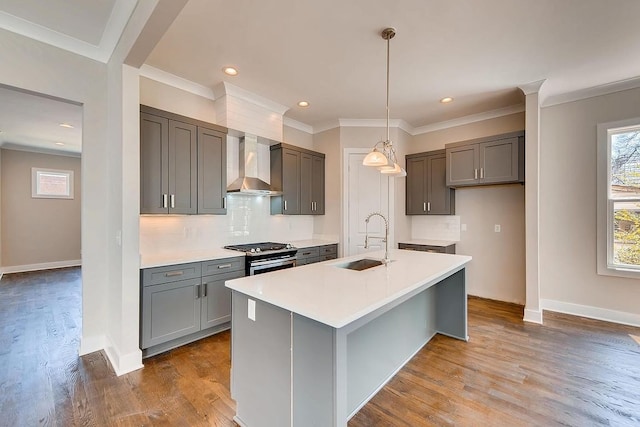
224,242,295,254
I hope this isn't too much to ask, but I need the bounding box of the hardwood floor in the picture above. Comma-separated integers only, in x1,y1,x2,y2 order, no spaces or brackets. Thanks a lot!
1,270,639,426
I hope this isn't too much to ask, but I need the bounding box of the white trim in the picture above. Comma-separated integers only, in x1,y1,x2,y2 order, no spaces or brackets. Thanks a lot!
103,334,144,376
541,299,640,328
79,334,105,356
544,75,640,107
0,0,136,63
213,81,290,115
523,308,543,324
413,104,525,135
283,117,313,134
1,259,81,274
0,142,81,157
313,120,341,134
519,79,547,96
139,64,216,100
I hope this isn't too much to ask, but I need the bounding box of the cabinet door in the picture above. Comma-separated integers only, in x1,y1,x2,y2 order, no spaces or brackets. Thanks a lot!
282,148,301,214
168,120,198,214
446,144,479,187
480,137,519,184
427,153,453,215
300,153,313,214
311,155,325,215
198,127,227,214
141,277,201,349
140,113,169,214
406,156,427,214
201,270,244,329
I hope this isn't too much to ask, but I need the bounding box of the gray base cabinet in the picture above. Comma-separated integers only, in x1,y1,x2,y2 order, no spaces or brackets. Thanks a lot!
406,149,455,215
445,130,524,187
296,244,338,266
140,257,244,357
271,143,325,215
398,242,456,254
140,105,228,215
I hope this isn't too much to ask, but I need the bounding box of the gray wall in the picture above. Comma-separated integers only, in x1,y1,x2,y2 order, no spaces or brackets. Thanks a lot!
1,149,81,269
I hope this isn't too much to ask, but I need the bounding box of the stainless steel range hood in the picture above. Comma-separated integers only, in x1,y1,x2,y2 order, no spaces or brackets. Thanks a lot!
227,134,282,196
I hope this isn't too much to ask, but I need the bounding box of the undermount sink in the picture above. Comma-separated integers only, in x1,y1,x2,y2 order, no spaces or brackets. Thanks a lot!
336,258,384,271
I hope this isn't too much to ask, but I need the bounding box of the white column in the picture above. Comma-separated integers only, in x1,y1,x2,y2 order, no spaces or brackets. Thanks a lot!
519,80,546,324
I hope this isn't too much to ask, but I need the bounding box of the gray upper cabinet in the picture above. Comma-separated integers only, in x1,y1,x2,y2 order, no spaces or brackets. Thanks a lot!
445,131,524,187
271,143,325,215
406,150,454,215
140,105,228,215
197,126,227,214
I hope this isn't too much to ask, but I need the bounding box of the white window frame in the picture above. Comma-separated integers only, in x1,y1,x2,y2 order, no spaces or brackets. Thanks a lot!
31,167,74,199
597,117,640,278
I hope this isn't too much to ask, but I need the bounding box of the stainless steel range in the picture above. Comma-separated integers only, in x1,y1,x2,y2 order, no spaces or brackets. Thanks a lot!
224,242,297,275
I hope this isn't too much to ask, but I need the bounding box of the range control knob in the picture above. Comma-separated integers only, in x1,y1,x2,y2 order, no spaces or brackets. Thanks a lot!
256,248,261,252
250,248,256,253
286,244,292,249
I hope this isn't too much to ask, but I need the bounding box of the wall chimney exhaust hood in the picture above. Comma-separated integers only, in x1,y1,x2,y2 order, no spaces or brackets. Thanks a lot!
227,133,282,196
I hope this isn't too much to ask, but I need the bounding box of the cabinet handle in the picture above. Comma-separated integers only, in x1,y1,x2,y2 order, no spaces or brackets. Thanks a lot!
480,167,484,179
302,252,312,256
423,202,426,212
195,284,201,299
474,168,478,180
284,200,287,211
202,283,207,297
162,194,168,208
165,271,184,277
170,194,175,208
222,197,226,209
427,202,431,212
217,264,232,269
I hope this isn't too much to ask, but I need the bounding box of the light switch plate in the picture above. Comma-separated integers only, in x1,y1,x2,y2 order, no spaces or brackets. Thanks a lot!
494,224,501,232
248,299,256,321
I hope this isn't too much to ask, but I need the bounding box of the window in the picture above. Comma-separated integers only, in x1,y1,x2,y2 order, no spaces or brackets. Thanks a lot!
31,168,74,199
597,118,640,278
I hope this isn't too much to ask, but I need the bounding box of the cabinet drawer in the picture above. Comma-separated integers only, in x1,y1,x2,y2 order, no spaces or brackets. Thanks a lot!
201,257,245,276
319,244,337,256
297,247,320,260
296,257,319,266
398,243,455,254
142,262,202,286
320,254,337,262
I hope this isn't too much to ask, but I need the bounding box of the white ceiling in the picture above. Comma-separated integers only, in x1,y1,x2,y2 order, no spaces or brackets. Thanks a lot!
2,0,640,150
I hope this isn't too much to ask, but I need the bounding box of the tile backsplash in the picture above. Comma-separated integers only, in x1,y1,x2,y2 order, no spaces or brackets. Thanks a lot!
140,195,314,255
411,215,460,241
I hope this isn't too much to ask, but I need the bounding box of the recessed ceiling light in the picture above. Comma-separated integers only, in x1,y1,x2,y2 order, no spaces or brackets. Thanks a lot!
223,67,238,76
55,142,65,146
440,97,454,104
297,101,310,107
59,123,74,128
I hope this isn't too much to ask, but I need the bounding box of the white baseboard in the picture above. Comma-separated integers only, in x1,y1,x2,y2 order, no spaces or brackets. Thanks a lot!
1,259,81,274
523,307,543,324
80,334,105,356
104,334,144,376
541,299,640,328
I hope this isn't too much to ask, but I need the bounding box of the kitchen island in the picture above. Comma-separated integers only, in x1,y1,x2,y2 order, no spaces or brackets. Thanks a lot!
226,249,472,427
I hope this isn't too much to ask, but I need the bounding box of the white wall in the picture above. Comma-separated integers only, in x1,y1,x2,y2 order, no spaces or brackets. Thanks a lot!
409,113,527,303
0,29,110,354
540,87,640,320
313,127,341,245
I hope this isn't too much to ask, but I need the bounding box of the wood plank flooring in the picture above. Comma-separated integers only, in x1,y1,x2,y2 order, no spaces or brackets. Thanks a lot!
1,269,639,426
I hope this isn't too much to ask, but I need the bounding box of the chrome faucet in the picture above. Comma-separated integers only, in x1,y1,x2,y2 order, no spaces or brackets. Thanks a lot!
364,212,390,264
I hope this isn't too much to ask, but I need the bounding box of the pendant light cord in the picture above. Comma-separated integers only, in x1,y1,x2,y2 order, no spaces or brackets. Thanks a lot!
386,33,390,144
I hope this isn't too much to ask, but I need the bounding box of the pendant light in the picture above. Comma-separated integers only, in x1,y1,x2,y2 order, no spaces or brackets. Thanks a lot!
362,27,406,177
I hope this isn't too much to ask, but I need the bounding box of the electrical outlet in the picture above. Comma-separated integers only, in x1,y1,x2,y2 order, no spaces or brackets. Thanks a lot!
248,299,256,321
494,224,501,233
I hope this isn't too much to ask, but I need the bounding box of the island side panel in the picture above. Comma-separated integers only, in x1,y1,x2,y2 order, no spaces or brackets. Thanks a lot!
292,314,335,426
344,285,438,417
231,291,292,427
435,269,468,340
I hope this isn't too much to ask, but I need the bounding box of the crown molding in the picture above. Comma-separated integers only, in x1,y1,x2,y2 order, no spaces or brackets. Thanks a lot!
543,75,640,107
312,120,341,134
519,79,547,96
0,0,136,63
213,81,290,115
139,64,215,100
412,104,525,135
0,142,81,158
283,117,314,134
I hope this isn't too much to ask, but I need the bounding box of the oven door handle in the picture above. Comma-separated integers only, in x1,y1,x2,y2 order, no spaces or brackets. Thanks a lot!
250,257,296,268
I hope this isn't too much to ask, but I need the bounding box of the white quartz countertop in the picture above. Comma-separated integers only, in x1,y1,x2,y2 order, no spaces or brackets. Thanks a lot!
290,238,339,249
140,248,243,269
399,239,458,247
225,249,471,329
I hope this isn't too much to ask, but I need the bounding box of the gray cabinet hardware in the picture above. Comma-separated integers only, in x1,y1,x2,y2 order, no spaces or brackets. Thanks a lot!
427,202,431,212
162,194,168,208
195,284,201,299
217,264,232,269
284,200,288,211
165,271,184,277
170,194,175,208
202,282,207,297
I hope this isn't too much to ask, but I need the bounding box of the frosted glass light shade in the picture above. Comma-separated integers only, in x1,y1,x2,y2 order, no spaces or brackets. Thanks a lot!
380,162,407,177
363,149,389,167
